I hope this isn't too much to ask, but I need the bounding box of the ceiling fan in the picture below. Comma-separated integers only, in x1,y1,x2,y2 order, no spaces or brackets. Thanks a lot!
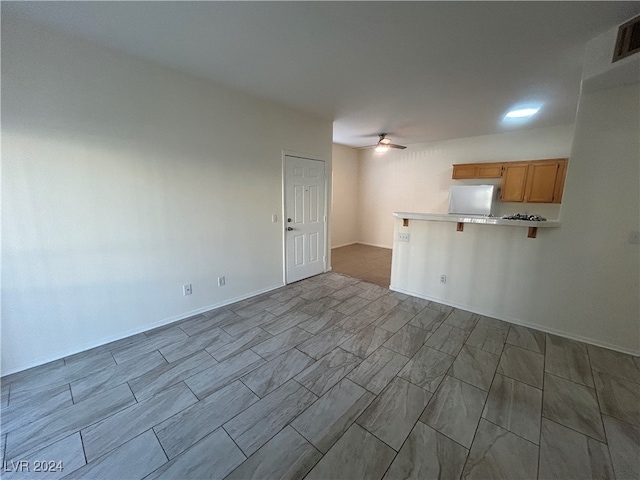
369,133,407,152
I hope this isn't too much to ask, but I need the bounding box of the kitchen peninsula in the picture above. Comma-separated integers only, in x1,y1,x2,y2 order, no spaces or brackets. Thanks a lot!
389,208,565,335
393,212,560,238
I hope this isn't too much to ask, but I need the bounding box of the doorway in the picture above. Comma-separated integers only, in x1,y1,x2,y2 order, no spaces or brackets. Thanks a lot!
283,155,327,284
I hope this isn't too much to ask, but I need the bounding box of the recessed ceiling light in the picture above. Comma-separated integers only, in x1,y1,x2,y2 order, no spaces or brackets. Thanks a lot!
505,107,540,119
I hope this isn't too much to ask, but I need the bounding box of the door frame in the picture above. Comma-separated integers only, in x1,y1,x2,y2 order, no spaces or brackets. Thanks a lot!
281,150,330,284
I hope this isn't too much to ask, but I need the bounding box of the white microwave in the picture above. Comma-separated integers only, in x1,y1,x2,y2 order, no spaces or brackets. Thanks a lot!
448,185,496,216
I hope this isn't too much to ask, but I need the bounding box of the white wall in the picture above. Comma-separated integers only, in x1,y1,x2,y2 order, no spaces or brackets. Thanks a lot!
390,83,639,354
1,14,332,375
358,125,574,248
582,17,640,87
330,144,359,248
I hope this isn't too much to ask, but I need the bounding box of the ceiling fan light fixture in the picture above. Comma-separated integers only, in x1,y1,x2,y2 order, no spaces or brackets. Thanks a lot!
367,133,406,152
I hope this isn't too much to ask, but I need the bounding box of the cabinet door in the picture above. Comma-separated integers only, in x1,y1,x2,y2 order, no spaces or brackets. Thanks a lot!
476,164,503,178
501,163,529,202
552,160,567,203
525,160,562,203
452,164,477,179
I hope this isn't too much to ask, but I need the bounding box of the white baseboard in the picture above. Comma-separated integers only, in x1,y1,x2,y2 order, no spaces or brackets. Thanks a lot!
331,242,392,250
355,242,393,250
390,285,640,357
2,283,285,377
331,241,358,249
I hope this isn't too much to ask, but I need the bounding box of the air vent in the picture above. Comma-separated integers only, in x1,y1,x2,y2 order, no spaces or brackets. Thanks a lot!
613,14,640,62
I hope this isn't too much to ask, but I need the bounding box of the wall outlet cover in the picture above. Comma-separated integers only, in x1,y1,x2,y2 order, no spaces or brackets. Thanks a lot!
398,233,410,242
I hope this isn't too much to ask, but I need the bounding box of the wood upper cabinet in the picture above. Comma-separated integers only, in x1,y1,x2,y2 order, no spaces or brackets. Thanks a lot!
476,163,504,178
524,159,566,203
502,158,568,203
552,159,567,203
452,162,503,179
451,164,478,179
453,158,568,203
501,162,529,202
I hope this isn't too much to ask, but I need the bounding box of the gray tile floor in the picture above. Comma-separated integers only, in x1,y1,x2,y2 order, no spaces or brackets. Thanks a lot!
2,271,639,479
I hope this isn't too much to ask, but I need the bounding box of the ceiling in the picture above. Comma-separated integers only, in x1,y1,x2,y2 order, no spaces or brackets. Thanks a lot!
4,2,639,148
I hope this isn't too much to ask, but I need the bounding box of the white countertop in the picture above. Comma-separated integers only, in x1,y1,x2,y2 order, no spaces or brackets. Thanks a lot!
393,212,560,228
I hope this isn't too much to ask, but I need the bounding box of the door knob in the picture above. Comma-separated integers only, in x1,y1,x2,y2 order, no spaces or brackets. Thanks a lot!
287,227,294,231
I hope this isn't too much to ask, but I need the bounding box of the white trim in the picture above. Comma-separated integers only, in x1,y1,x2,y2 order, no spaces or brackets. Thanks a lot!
323,156,330,275
281,153,288,285
282,150,327,162
390,285,640,356
2,283,284,377
282,151,330,284
358,241,393,250
331,241,358,249
331,241,392,250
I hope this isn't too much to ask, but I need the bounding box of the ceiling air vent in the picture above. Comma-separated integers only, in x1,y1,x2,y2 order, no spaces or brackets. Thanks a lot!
613,14,640,62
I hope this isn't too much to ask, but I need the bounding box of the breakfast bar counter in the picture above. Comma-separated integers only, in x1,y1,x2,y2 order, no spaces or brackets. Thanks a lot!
393,212,560,238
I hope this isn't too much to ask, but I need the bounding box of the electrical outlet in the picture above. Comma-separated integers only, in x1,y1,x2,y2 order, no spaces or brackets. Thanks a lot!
183,284,192,295
218,276,226,287
272,214,278,223
440,275,447,284
398,233,410,242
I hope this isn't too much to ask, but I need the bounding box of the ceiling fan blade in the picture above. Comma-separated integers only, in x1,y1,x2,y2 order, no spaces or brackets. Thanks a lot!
358,143,407,150
359,134,407,150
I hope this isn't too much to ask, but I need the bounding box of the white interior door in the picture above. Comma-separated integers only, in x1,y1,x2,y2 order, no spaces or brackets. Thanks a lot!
284,155,326,283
